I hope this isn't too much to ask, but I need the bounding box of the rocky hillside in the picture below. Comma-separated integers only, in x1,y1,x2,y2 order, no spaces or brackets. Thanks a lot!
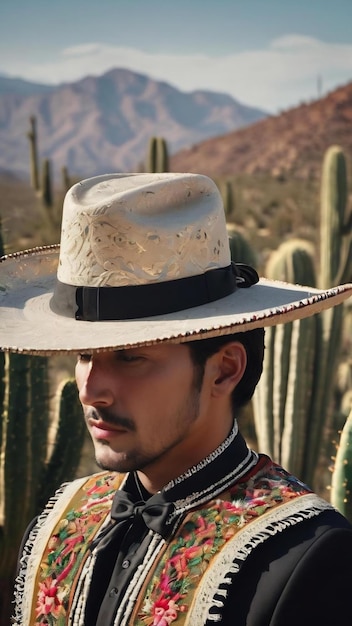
0,74,53,96
171,81,352,179
0,68,266,179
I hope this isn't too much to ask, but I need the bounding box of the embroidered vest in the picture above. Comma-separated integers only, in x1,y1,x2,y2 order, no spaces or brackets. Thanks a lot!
14,464,333,625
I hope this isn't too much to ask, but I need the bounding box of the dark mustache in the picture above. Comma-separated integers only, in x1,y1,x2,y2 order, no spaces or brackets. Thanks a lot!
87,407,136,431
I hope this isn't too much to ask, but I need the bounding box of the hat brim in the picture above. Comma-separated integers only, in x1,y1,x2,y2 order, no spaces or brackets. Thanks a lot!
1,246,351,355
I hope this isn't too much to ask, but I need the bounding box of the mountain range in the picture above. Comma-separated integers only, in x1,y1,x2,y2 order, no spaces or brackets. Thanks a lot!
171,80,352,180
0,69,266,179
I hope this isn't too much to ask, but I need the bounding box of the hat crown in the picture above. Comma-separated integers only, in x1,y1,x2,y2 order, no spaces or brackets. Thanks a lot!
1,172,350,354
57,173,230,288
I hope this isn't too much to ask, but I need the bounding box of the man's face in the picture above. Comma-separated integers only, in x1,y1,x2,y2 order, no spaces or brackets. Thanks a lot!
75,343,220,489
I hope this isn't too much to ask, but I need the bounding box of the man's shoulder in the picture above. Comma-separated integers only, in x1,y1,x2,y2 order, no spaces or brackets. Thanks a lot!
282,505,352,545
58,470,126,499
219,507,352,625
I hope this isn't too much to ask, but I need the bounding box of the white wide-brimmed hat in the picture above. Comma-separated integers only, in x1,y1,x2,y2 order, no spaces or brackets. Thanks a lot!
0,172,351,355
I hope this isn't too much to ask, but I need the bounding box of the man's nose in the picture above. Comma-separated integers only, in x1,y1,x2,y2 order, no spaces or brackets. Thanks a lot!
77,360,115,407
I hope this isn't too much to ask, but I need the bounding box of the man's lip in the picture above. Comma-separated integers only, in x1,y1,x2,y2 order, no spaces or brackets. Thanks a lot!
88,419,129,437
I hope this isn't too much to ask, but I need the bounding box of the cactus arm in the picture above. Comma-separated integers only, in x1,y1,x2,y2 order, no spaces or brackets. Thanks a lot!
337,236,352,285
0,354,32,532
222,181,235,219
27,356,50,516
272,322,293,462
27,115,40,192
252,326,275,457
228,229,258,268
331,407,352,522
61,165,71,192
37,379,85,510
156,137,169,173
281,316,317,479
0,361,85,624
146,136,169,173
146,136,157,173
319,145,347,287
41,158,53,208
253,239,317,477
308,145,350,484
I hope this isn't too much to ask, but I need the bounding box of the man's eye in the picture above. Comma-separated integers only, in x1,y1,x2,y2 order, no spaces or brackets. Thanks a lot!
121,355,141,363
115,351,143,363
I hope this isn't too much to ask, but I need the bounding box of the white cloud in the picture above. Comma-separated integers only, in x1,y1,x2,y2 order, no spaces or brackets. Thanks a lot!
61,43,105,57
3,35,352,112
271,35,324,49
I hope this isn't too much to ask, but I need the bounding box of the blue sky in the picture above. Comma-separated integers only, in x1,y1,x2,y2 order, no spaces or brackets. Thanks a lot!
2,0,352,112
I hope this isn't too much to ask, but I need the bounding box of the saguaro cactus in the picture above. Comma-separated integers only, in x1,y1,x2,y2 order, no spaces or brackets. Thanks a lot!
222,180,235,219
41,157,53,210
228,228,258,268
40,157,57,234
146,136,169,173
252,239,318,481
0,218,86,622
27,116,49,203
27,115,40,192
253,145,352,489
0,353,85,624
320,145,352,287
306,145,352,482
61,165,71,193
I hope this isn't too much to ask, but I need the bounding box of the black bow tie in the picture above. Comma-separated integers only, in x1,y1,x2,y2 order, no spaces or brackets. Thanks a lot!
110,490,175,539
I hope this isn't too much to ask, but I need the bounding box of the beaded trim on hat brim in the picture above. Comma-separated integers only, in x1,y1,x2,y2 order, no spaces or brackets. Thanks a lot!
0,246,351,355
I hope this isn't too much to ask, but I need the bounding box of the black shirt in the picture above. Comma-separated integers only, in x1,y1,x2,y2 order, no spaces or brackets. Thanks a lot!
85,422,257,625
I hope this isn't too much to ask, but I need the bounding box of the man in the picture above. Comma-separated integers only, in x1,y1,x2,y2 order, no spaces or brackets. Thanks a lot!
1,172,352,625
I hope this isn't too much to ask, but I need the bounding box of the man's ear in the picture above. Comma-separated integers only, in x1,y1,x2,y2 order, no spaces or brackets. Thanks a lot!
210,342,247,398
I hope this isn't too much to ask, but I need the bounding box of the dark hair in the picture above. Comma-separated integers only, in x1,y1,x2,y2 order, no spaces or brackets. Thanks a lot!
187,328,265,413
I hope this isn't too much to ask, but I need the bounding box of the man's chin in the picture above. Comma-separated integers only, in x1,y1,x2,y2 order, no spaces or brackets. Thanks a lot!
94,446,156,474
94,448,138,473
95,454,128,473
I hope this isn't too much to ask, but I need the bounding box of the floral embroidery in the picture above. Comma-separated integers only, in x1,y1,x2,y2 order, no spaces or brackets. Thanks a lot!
136,464,311,625
31,464,312,626
35,577,66,621
33,472,122,625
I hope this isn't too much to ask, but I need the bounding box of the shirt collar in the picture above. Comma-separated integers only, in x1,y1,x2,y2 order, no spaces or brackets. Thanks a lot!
125,420,258,524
